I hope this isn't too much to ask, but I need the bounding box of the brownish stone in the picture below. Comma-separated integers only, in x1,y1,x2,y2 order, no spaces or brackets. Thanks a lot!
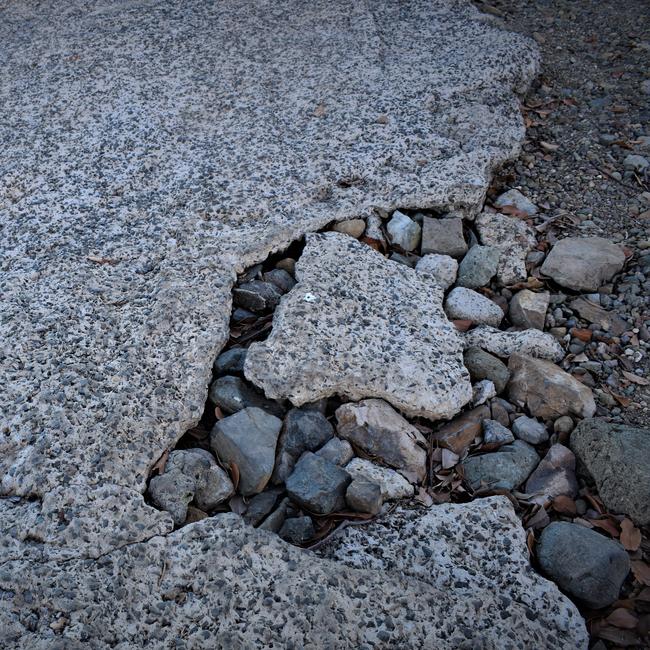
433,405,490,455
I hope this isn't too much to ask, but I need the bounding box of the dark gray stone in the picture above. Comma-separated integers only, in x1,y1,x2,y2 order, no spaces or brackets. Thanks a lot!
512,416,549,445
263,269,296,293
456,245,500,288
463,347,510,394
421,216,467,258
243,489,284,527
537,522,630,609
209,375,284,417
346,479,383,515
213,347,247,375
570,419,650,525
316,438,354,466
279,516,315,545
258,497,289,532
233,280,283,313
482,419,514,446
286,452,351,515
462,440,539,491
210,407,283,496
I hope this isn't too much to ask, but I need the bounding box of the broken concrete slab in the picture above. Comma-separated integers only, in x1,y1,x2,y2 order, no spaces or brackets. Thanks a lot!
463,325,565,361
476,211,537,284
245,233,473,420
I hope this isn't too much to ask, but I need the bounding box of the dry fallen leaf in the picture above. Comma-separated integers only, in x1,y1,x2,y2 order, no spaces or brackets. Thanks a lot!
441,448,459,469
605,608,638,630
452,319,473,332
588,517,620,538
151,449,169,476
87,254,117,265
229,461,240,491
552,495,577,516
631,561,650,586
620,518,642,551
622,371,650,386
498,204,530,218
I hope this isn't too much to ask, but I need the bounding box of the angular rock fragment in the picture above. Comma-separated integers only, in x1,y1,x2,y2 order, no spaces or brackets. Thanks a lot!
148,449,234,526
258,497,290,532
482,419,514,447
472,379,496,406
569,297,627,336
345,458,414,500
434,404,490,455
335,399,426,483
263,269,296,293
415,253,458,289
387,211,421,251
286,452,351,515
214,347,247,375
537,522,630,609
421,216,467,258
540,237,625,292
346,478,383,515
279,516,315,545
210,407,282,496
444,287,503,327
209,375,284,417
463,440,539,491
476,211,537,284
331,218,366,239
233,280,283,313
509,289,549,330
462,326,564,361
456,245,500,288
245,233,472,420
570,419,650,525
525,445,578,504
243,489,283,527
316,437,354,466
507,354,596,419
463,347,510,393
512,416,549,444
494,188,538,216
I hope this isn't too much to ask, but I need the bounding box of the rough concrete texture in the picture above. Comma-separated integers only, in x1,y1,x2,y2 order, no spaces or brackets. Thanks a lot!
463,325,565,361
245,233,474,420
0,0,541,643
0,500,586,649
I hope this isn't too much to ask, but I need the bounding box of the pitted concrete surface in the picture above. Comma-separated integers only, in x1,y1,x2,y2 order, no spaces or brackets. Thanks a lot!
0,0,548,645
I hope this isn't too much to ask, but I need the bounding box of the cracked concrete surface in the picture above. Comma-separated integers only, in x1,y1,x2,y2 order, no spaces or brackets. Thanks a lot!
0,0,576,645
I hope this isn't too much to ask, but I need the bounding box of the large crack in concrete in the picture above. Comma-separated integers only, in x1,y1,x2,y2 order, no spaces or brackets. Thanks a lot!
0,0,591,646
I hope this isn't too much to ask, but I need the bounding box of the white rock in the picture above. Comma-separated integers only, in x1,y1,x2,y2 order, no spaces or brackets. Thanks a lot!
476,211,537,285
472,379,496,406
415,254,458,289
494,188,538,216
462,326,565,361
344,458,414,500
386,211,421,252
444,287,503,327
246,233,473,420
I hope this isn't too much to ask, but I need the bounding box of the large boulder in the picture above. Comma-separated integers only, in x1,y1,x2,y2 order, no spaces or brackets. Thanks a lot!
537,522,630,609
570,419,650,525
335,399,427,483
245,233,473,421
507,354,596,420
540,237,626,292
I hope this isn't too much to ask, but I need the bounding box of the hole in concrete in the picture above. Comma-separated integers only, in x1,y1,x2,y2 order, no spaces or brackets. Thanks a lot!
146,196,640,599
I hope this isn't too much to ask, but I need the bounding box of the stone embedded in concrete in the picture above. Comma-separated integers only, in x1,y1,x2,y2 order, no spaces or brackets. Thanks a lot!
508,354,597,420
387,211,421,251
344,458,414,500
540,237,626,292
415,253,458,289
331,218,366,239
233,280,283,313
509,289,550,330
537,522,630,609
335,399,427,483
463,326,564,361
444,287,503,327
421,216,467,258
456,245,500,288
286,452,351,515
476,211,537,285
210,407,282,496
463,440,539,491
245,233,473,421
570,419,650,525
214,347,247,375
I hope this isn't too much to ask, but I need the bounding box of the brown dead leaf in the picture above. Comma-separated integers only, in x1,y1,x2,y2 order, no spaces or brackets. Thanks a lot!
588,517,620,538
552,495,577,516
622,371,650,386
151,449,169,476
360,236,383,252
497,204,530,218
452,319,473,332
620,518,642,551
540,141,559,152
611,391,633,408
631,561,650,586
214,406,225,420
526,529,536,556
414,488,434,507
229,461,240,491
605,608,638,630
593,623,640,646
